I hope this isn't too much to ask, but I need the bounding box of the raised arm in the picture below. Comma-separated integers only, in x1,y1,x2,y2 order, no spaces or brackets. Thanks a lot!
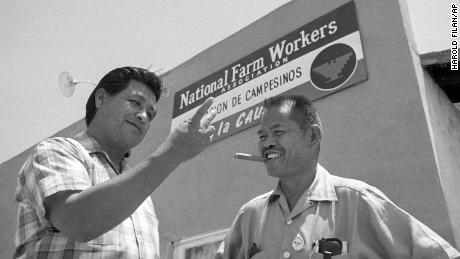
44,98,217,242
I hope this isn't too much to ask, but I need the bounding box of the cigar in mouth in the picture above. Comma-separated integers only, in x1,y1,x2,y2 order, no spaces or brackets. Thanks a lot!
234,153,266,162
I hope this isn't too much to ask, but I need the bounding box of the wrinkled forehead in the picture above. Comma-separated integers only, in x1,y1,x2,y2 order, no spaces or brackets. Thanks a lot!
262,100,296,119
260,102,296,126
127,81,158,104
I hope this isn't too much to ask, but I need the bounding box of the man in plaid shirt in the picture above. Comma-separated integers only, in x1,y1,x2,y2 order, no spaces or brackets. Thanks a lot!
14,67,217,258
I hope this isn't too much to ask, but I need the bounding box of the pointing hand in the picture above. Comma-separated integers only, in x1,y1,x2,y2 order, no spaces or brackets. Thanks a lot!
161,97,217,163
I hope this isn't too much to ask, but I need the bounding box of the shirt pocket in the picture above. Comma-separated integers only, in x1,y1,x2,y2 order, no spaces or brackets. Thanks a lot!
311,252,349,258
250,250,280,259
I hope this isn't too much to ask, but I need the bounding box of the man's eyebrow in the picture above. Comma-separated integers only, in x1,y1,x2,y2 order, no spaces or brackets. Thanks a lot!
130,93,145,100
257,124,283,135
270,124,282,130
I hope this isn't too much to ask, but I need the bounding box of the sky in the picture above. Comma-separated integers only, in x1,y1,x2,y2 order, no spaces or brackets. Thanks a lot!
0,0,453,164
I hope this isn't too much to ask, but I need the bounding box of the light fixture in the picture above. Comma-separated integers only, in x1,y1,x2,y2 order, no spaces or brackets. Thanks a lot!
58,71,96,97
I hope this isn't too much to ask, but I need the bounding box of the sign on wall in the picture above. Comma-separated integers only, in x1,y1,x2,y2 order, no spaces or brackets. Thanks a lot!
171,1,367,143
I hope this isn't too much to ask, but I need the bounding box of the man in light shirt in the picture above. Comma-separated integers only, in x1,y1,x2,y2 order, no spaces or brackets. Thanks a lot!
216,94,460,259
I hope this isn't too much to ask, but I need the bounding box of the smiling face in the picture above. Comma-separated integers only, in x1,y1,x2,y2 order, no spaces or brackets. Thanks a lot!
257,106,319,179
93,80,157,151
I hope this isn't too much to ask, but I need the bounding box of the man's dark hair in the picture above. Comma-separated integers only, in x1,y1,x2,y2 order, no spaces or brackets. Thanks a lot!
263,95,321,130
85,67,163,126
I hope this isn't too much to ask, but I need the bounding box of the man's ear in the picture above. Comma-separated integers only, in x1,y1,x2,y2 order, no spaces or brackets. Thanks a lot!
308,124,322,146
94,88,107,108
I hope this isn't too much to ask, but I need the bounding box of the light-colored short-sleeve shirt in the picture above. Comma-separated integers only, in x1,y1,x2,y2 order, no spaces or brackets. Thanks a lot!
14,131,160,258
216,165,460,259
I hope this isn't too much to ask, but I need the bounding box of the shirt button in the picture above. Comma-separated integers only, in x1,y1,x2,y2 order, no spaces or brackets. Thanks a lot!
283,251,290,258
286,219,292,225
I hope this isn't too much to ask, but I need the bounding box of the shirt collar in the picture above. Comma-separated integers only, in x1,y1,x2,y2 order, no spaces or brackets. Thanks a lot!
74,130,105,154
73,130,128,171
269,164,338,202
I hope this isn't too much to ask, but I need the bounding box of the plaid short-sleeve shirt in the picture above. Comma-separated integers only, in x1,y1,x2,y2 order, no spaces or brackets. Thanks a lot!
14,131,160,258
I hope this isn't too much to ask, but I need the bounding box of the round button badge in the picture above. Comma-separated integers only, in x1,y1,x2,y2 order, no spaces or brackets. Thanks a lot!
292,233,305,251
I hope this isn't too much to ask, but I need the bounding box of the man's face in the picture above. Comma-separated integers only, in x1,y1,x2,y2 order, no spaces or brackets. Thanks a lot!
257,106,314,179
95,80,157,150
